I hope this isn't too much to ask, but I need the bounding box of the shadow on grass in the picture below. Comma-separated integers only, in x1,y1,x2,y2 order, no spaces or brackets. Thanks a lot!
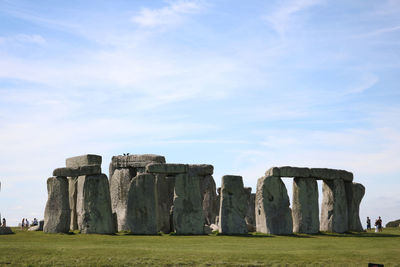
317,231,400,238
216,233,275,238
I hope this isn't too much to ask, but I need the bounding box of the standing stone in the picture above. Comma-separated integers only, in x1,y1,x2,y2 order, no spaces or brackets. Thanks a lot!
292,178,319,234
256,176,293,235
43,177,70,233
126,173,158,234
76,174,115,234
154,173,174,233
244,188,256,232
68,177,78,230
345,182,365,232
109,168,135,231
219,175,248,234
320,179,348,233
173,174,204,234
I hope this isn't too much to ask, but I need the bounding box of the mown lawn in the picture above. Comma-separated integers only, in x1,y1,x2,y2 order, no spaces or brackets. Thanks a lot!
0,228,399,266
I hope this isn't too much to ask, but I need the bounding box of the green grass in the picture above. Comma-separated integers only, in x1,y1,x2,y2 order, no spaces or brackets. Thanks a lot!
1,228,399,266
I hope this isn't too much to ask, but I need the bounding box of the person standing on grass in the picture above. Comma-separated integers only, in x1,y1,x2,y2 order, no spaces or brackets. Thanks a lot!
21,218,25,230
1,218,5,227
366,217,371,230
378,216,383,232
25,218,29,229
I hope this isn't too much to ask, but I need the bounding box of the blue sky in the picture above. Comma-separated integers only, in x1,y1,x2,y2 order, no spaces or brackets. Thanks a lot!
0,0,399,226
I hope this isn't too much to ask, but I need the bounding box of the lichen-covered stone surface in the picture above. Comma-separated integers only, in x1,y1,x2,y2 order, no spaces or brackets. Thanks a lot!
320,179,348,233
256,176,293,235
126,173,158,234
292,178,319,234
173,174,204,234
66,154,102,168
68,177,78,230
155,174,175,233
76,174,115,234
43,176,70,233
345,182,365,232
110,168,135,231
219,175,248,235
264,166,353,182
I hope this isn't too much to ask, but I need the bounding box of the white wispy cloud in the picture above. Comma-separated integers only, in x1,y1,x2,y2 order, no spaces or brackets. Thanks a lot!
132,0,204,28
265,0,324,35
0,33,46,45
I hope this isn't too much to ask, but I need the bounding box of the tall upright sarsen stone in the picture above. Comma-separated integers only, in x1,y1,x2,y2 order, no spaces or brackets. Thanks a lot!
110,168,135,231
172,174,204,234
292,178,319,234
256,176,293,235
219,175,248,234
345,182,365,232
76,174,115,234
320,179,348,233
68,177,78,230
43,177,70,233
126,173,158,234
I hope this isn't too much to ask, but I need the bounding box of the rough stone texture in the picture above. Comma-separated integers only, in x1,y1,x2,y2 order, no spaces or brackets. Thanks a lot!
66,154,102,168
198,174,218,225
172,174,204,234
0,227,13,234
345,182,365,232
244,188,256,232
110,154,166,178
155,174,175,233
219,175,248,235
68,177,78,230
126,173,158,234
203,225,212,234
386,219,400,228
320,179,348,233
28,220,44,231
109,168,135,231
146,163,188,174
256,176,293,235
43,177,70,233
188,164,214,176
53,165,101,177
76,174,115,234
310,168,353,182
265,166,353,182
292,178,319,234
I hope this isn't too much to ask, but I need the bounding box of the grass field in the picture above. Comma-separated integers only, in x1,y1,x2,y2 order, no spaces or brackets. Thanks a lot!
1,228,399,266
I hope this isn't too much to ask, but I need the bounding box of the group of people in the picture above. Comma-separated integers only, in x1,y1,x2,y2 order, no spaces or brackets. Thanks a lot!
20,218,39,229
366,216,383,232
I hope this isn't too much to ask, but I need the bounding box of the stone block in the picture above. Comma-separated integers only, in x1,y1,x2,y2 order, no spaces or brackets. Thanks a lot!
146,163,188,174
66,154,102,168
188,164,214,176
310,168,353,182
345,182,365,232
53,165,101,177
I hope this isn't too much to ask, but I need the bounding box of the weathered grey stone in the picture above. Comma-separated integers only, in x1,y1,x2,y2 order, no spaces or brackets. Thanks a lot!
0,227,13,235
110,154,166,177
146,163,188,174
66,154,102,168
173,174,204,234
345,182,365,232
266,166,310,178
198,174,218,225
126,173,158,234
109,168,135,231
310,168,353,182
76,174,115,234
256,176,293,235
244,188,256,232
320,179,348,233
292,178,319,234
68,177,78,230
155,174,175,233
188,164,214,176
219,175,248,235
53,165,101,177
28,220,44,231
43,177,70,233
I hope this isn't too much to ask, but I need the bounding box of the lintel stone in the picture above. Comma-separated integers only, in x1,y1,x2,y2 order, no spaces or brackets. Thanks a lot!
66,154,102,168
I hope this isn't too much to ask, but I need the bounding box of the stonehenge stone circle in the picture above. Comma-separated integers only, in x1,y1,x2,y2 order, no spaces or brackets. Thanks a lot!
68,177,78,230
43,176,70,233
265,166,353,182
110,168,136,231
173,173,204,234
109,154,166,178
292,178,319,234
256,176,293,235
219,175,248,234
66,154,102,168
76,174,115,234
126,173,158,234
320,179,348,233
345,182,365,232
